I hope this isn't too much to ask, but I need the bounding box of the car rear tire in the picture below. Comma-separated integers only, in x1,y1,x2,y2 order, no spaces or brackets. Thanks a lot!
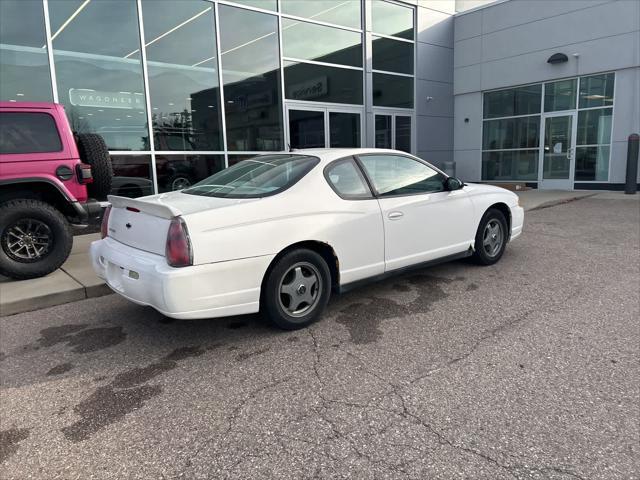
0,199,73,280
262,249,331,330
472,208,508,266
76,133,113,200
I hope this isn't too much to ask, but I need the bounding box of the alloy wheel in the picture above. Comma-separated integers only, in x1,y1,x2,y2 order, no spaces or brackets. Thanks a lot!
2,219,53,262
482,219,503,257
278,262,322,318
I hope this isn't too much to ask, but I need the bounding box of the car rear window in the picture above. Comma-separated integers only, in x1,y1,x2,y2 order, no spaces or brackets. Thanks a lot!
182,154,319,198
0,112,63,154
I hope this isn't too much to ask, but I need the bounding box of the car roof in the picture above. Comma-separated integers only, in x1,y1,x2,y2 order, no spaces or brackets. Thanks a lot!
0,101,60,109
284,148,414,164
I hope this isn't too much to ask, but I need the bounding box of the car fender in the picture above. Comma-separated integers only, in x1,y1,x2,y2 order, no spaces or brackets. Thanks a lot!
0,176,76,202
464,183,519,231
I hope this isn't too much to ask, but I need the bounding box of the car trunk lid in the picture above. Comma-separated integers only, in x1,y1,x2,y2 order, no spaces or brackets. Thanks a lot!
106,193,259,255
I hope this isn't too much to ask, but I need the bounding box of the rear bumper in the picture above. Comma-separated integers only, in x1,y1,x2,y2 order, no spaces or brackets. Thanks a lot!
90,237,273,319
510,205,524,240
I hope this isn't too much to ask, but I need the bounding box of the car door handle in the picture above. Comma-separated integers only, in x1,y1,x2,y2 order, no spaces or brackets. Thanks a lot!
388,211,404,220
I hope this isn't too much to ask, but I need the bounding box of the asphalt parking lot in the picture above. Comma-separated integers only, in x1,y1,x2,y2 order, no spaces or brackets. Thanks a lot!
1,195,638,480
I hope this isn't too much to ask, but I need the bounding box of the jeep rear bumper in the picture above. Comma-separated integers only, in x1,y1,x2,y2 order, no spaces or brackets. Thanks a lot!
71,199,107,224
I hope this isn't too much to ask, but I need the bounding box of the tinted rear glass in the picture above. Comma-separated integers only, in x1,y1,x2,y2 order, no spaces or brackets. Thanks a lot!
0,112,62,154
182,154,319,198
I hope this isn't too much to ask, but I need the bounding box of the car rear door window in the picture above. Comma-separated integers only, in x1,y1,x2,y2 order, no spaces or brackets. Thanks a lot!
359,154,445,196
0,112,62,154
325,158,372,199
183,154,318,198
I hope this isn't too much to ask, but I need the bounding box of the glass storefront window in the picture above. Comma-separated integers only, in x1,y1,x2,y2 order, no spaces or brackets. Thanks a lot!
482,89,540,182
229,0,277,11
282,19,362,68
375,115,392,148
575,105,612,181
372,73,413,108
483,73,615,183
482,150,538,181
371,0,414,40
141,0,222,152
483,85,541,119
110,155,154,198
329,112,360,148
395,116,411,153
281,1,362,30
284,61,363,104
219,5,283,151
155,154,225,192
49,0,149,151
289,110,325,149
544,79,576,112
575,146,609,181
577,108,612,145
579,73,614,109
372,37,413,75
482,116,540,150
0,1,53,102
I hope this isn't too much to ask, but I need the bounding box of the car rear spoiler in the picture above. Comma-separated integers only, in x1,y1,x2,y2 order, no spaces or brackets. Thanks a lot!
107,195,182,219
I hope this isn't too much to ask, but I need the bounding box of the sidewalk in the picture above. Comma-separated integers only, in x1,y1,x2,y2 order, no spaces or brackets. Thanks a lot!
0,190,636,316
0,233,108,316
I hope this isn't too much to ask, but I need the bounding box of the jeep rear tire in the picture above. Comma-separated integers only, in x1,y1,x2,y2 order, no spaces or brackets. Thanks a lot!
0,199,73,280
76,133,113,200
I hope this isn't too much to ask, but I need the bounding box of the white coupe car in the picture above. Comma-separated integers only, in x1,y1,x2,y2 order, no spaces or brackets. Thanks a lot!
91,149,524,329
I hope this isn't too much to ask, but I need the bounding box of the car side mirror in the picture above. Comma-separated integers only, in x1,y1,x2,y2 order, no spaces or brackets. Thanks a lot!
445,177,464,191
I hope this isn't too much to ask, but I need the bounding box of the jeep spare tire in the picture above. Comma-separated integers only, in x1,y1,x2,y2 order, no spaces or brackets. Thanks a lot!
76,133,113,200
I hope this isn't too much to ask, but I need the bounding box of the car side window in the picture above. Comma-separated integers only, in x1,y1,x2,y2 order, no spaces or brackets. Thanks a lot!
325,158,372,199
0,112,62,154
358,154,446,196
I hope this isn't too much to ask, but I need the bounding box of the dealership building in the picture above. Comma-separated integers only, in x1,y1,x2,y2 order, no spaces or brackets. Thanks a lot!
1,0,638,195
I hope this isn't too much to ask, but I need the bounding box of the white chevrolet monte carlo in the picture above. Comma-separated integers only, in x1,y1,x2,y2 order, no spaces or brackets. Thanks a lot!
91,149,524,330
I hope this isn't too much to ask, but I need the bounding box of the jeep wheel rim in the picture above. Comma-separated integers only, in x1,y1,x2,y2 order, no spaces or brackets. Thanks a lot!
2,219,53,262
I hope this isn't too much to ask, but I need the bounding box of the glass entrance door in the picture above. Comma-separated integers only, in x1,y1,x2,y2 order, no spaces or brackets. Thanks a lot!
539,112,577,190
286,104,362,150
374,112,413,153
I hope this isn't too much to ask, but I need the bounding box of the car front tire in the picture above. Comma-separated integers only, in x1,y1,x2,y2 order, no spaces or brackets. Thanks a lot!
262,249,331,330
472,208,508,266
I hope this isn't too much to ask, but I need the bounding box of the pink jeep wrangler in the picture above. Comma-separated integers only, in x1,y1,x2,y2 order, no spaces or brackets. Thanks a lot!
0,102,113,280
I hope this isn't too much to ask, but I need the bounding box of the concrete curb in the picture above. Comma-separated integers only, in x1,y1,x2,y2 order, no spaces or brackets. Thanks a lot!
0,278,111,317
0,233,111,317
525,192,599,211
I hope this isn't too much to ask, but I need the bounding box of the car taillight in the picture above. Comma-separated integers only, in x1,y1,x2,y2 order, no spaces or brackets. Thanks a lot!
76,163,94,184
101,205,112,239
166,217,192,267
